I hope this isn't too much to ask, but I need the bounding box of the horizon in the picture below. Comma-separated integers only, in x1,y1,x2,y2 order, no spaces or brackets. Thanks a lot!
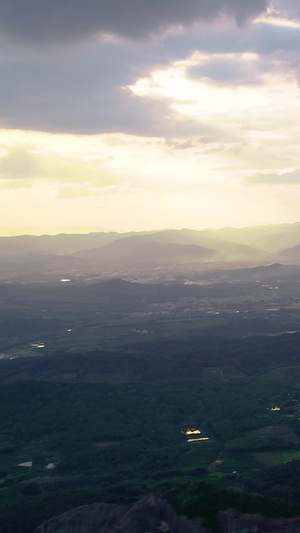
1,219,300,239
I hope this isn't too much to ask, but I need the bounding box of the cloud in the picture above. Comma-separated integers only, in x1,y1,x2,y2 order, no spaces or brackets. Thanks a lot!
0,0,267,46
188,53,266,86
1,2,300,139
1,11,300,137
128,50,299,126
0,145,39,179
244,169,300,185
0,41,231,138
271,1,300,21
0,145,121,189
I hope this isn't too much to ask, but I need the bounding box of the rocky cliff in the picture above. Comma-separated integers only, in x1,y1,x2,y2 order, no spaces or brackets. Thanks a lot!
35,493,207,533
35,494,300,533
218,509,300,533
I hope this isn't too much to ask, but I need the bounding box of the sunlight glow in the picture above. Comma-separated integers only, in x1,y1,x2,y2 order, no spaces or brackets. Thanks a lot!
129,52,300,119
1,49,300,233
254,7,300,28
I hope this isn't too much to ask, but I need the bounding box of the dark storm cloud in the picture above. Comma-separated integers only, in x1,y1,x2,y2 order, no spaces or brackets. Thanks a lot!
0,41,231,138
0,0,267,45
1,14,299,136
1,0,299,137
0,42,158,133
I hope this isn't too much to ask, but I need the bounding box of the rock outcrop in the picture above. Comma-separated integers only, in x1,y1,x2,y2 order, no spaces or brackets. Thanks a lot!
219,509,300,533
35,494,300,533
35,493,207,533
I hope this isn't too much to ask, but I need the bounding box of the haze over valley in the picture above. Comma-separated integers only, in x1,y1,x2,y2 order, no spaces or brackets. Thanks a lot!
0,222,299,531
2,222,300,284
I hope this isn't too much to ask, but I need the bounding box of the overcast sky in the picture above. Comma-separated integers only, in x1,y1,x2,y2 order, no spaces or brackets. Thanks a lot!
1,0,300,234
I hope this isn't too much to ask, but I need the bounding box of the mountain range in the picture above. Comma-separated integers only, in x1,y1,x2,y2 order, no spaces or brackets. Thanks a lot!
1,222,300,282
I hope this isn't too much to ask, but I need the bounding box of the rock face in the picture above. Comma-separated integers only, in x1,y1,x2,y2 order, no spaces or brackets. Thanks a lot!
34,495,300,533
35,494,208,533
219,509,300,533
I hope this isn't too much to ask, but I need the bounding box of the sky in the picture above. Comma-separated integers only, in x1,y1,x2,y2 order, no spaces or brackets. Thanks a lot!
1,0,300,235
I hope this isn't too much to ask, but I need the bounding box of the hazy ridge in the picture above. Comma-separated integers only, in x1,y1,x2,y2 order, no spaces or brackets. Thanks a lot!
0,222,299,282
